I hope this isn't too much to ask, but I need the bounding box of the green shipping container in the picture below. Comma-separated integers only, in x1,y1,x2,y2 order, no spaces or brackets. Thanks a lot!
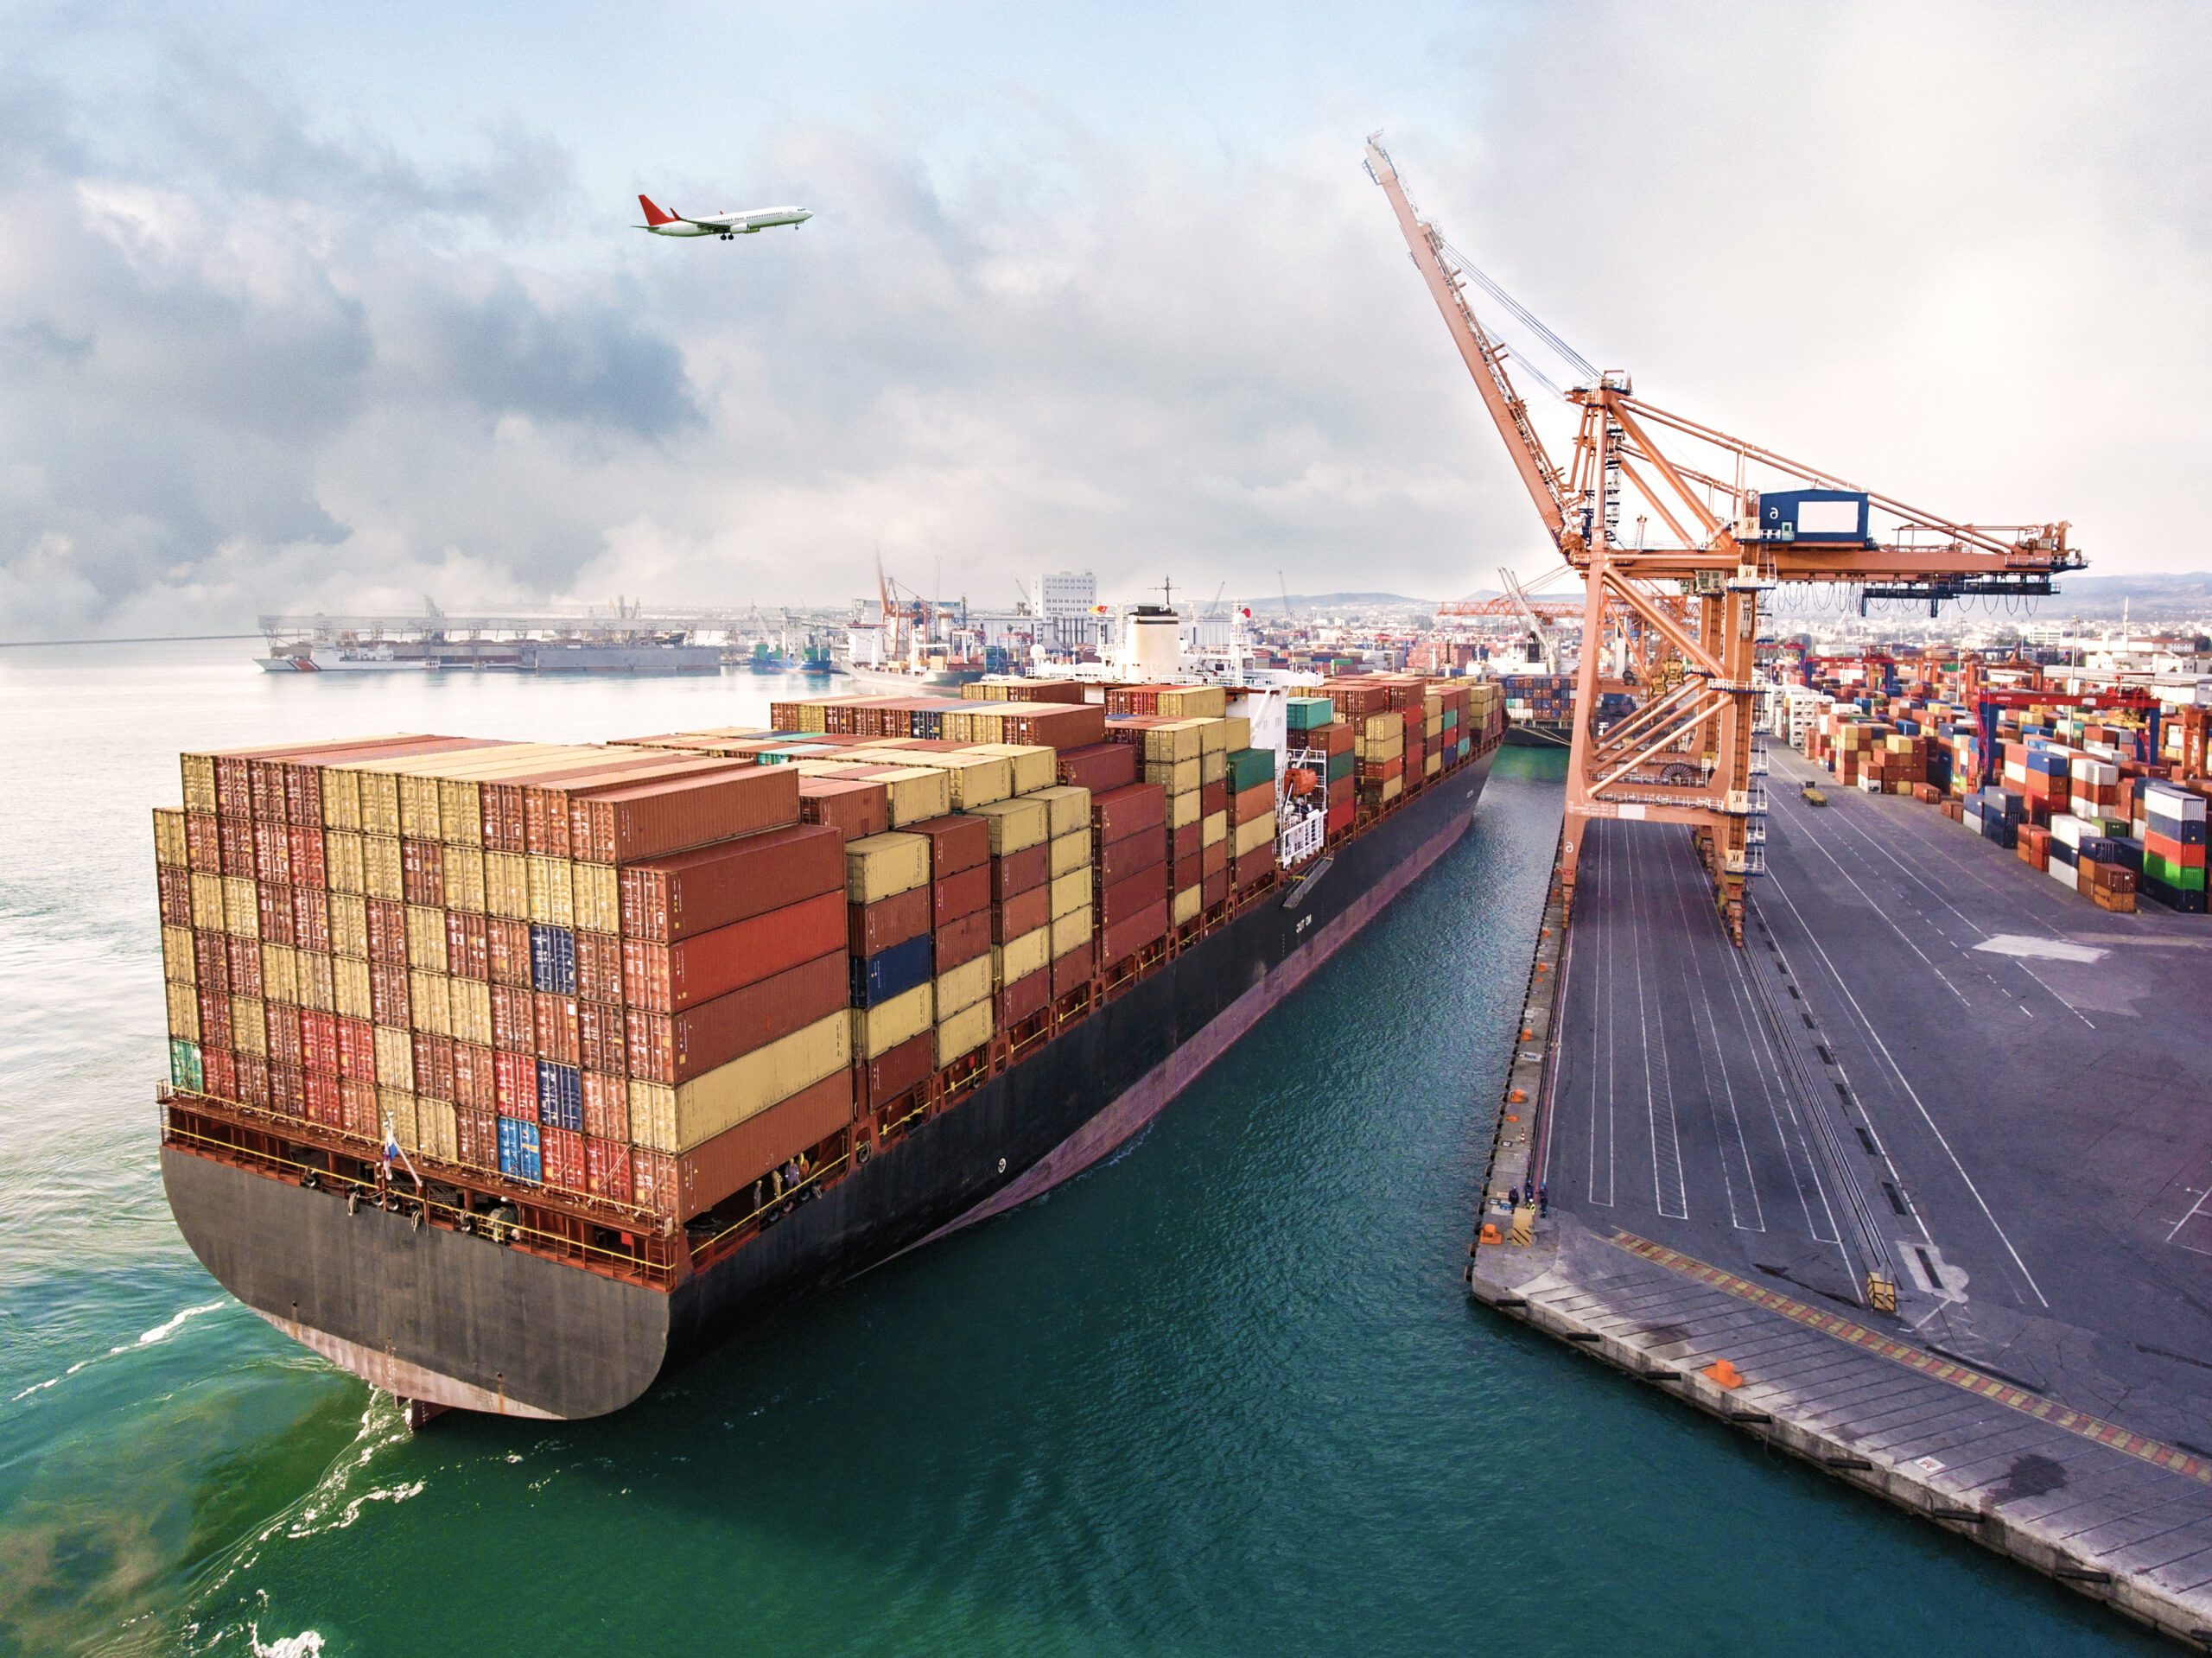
170,1039,203,1093
1326,751,1356,782
2146,853,2208,891
1286,696,1335,731
1225,746,1277,792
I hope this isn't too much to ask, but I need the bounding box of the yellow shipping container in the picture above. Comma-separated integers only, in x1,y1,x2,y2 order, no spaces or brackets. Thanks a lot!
1167,788,1199,830
165,981,199,1044
379,1087,420,1147
298,951,335,1013
329,893,369,958
363,835,404,900
1200,810,1227,848
319,765,359,831
1232,813,1276,859
574,862,620,932
405,904,448,971
374,1025,415,1093
966,743,1057,795
354,771,403,837
1198,749,1226,787
410,971,452,1037
1425,715,1443,739
868,748,1012,809
261,943,299,1006
935,954,993,1017
231,996,266,1056
398,775,442,841
334,956,372,1020
526,854,575,927
1173,884,1202,925
852,981,933,1060
324,829,366,894
1052,830,1093,880
1030,784,1092,839
222,876,258,938
445,845,486,913
485,851,531,919
995,924,1051,988
627,1009,851,1154
1049,867,1092,920
846,832,931,902
190,872,223,930
181,753,217,815
416,1097,460,1159
1361,712,1399,748
1220,715,1251,750
1380,774,1404,803
866,765,955,825
161,924,194,985
935,999,993,1067
450,979,493,1047
153,808,188,867
967,797,1049,855
1425,751,1442,778
1050,908,1094,958
1155,685,1227,719
437,778,484,848
1141,723,1201,764
1143,756,1202,796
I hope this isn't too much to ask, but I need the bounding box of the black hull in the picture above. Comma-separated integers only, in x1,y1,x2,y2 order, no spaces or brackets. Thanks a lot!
163,751,1497,1419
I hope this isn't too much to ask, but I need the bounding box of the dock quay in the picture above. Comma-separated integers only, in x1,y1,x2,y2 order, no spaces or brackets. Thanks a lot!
1471,746,2212,1646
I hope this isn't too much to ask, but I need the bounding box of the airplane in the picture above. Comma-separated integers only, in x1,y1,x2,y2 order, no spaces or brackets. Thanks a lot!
635,195,812,239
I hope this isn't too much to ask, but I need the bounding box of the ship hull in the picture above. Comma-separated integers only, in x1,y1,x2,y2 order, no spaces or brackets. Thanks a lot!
163,750,1496,1420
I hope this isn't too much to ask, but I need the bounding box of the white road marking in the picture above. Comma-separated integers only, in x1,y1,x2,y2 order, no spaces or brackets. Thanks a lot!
1974,934,2108,964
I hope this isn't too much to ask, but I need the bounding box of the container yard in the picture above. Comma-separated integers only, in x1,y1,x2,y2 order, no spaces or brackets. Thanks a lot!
153,674,1503,1420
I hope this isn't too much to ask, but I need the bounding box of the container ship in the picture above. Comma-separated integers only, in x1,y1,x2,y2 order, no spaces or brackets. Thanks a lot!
155,674,1503,1422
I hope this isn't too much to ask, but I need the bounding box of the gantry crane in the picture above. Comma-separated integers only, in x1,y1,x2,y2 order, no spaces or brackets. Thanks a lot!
1365,135,2082,942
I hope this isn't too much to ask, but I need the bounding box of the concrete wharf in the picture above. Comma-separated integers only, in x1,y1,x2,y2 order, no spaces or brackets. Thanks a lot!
1471,746,2212,1646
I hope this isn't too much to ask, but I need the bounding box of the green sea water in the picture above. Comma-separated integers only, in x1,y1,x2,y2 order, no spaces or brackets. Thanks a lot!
0,643,2157,1656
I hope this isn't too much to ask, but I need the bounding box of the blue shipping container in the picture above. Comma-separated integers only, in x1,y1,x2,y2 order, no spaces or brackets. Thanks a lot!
498,1117,543,1183
850,933,934,1008
530,924,577,995
1755,489,1871,544
536,1061,582,1132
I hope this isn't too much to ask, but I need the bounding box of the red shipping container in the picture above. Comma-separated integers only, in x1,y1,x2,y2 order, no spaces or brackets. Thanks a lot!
1199,779,1226,819
1100,898,1168,965
493,1049,539,1118
570,766,800,865
1096,828,1165,886
270,1061,305,1116
996,966,1050,1027
541,1126,587,1194
621,889,845,1013
414,1032,455,1101
935,909,993,972
487,918,532,988
265,1004,302,1070
185,812,220,873
340,1077,377,1135
993,885,1052,943
631,1068,856,1221
932,864,990,926
255,882,295,946
157,866,193,927
301,1009,339,1076
454,1042,497,1111
227,943,262,999
1325,800,1354,835
619,822,845,943
288,824,326,887
1202,836,1229,879
1099,863,1168,926
193,930,229,986
849,886,931,956
491,984,533,1052
1171,822,1200,866
799,777,889,842
365,899,406,965
197,988,233,1052
531,756,753,857
369,962,409,1026
863,1028,934,1107
401,837,444,906
1057,742,1138,793
1092,783,1165,843
990,843,1049,901
446,911,490,980
304,1069,341,1127
580,999,626,1075
625,951,849,1084
582,1070,628,1140
336,1016,376,1081
534,991,580,1065
456,1105,498,1169
291,886,330,953
1234,846,1277,888
586,1136,634,1203
251,820,290,884
1230,782,1274,823
219,815,254,877
909,814,990,877
1051,938,1095,999
202,1047,236,1102
576,930,623,1003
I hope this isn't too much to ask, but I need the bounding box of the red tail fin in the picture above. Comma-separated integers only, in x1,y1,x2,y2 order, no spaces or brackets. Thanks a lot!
638,194,677,227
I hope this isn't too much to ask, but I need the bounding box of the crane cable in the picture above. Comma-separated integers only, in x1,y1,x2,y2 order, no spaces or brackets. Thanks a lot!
1439,240,1601,383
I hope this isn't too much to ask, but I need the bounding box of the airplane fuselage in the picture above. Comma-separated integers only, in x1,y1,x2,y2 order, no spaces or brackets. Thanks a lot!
639,204,812,238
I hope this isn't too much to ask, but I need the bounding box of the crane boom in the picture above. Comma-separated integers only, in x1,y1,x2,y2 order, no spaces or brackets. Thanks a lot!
1363,133,1570,547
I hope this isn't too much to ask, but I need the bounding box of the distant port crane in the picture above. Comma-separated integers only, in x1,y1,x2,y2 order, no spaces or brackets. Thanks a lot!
1365,134,2082,942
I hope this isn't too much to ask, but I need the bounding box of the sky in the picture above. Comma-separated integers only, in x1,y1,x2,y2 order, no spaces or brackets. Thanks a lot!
2,1,2206,638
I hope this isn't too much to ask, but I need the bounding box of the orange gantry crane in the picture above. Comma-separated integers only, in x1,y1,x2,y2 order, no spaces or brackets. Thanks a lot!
1364,135,2083,942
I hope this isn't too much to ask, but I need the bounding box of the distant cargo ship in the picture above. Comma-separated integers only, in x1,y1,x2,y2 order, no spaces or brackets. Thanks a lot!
156,661,1503,1422
261,641,724,675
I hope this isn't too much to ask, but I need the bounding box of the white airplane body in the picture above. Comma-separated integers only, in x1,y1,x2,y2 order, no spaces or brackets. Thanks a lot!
636,195,812,239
